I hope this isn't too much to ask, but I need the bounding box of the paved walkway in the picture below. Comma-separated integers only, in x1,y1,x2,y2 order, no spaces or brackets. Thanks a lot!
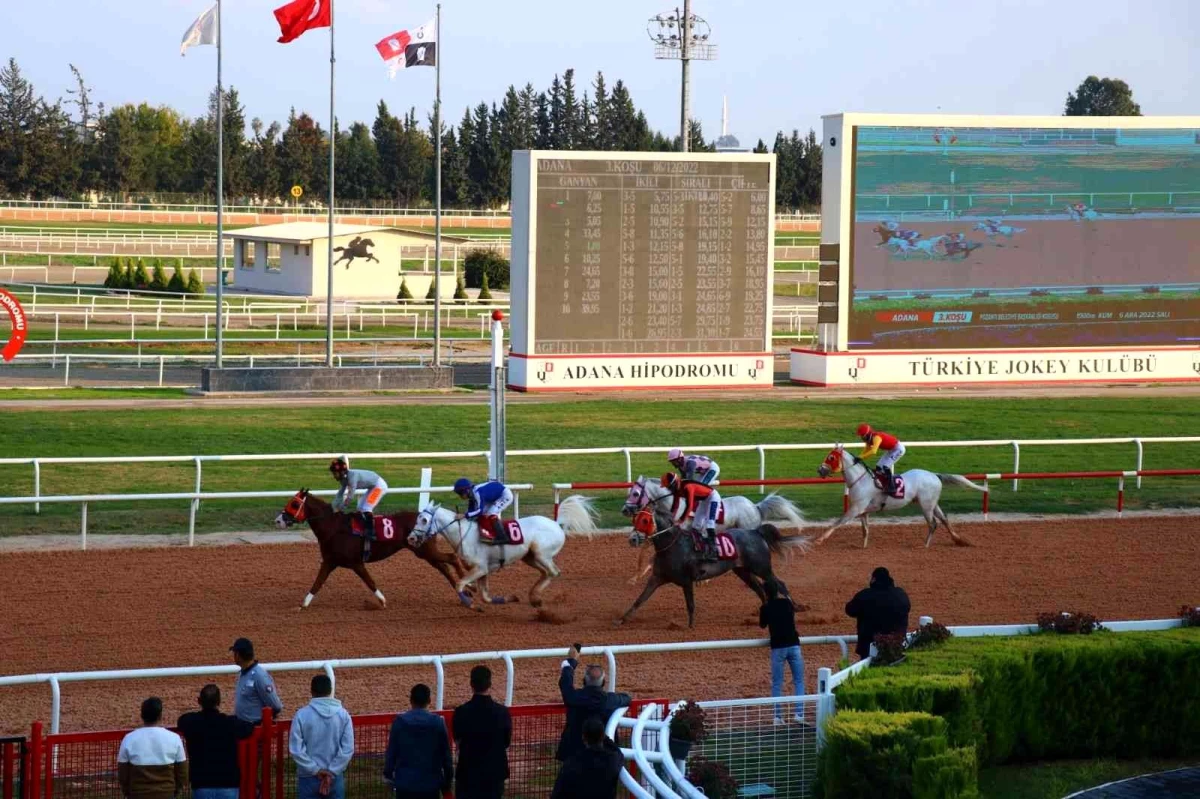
1066,768,1200,797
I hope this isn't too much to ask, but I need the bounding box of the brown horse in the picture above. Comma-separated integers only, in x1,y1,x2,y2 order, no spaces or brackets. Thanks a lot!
275,489,468,610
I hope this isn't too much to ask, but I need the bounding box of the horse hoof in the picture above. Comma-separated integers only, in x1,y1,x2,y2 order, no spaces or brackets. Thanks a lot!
490,597,508,605
530,598,543,609
458,591,473,608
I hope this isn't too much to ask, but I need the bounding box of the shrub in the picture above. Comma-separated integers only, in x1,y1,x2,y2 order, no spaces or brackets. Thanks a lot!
909,621,953,649
463,248,509,289
478,272,493,301
122,260,135,290
167,267,186,293
1180,605,1200,628
185,269,204,295
686,758,738,799
397,277,414,302
133,258,150,289
149,260,169,292
453,275,469,302
872,632,907,665
1036,611,1105,634
816,711,977,799
668,700,708,744
103,259,124,289
425,278,437,300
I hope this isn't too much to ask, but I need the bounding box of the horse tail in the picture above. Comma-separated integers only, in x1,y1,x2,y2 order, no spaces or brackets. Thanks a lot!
937,473,987,492
333,246,345,252
556,495,599,539
755,492,805,531
757,523,814,556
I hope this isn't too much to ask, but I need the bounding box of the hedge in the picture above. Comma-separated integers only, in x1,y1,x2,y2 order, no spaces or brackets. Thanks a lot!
463,248,509,289
817,711,977,798
834,629,1200,766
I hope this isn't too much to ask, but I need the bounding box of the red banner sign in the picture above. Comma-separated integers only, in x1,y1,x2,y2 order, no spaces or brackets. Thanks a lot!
0,288,28,361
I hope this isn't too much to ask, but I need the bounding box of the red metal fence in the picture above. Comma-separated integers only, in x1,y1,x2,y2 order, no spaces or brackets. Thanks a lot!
24,700,664,799
1,738,24,799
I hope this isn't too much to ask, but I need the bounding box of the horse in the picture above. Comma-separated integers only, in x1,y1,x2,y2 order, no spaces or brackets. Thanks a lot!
407,495,599,610
974,220,1025,244
275,489,468,610
813,445,985,549
621,475,805,584
617,502,811,629
332,236,379,269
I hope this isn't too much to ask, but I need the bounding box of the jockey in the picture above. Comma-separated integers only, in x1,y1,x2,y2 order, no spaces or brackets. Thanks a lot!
667,448,721,558
453,477,513,542
330,458,388,534
856,424,905,495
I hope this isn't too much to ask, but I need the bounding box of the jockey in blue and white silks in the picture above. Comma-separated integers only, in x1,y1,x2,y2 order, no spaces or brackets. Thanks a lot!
454,477,513,541
667,449,721,553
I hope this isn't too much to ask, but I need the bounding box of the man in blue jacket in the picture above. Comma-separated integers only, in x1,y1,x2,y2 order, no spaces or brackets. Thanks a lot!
288,675,354,799
453,478,514,543
555,644,632,763
384,684,452,799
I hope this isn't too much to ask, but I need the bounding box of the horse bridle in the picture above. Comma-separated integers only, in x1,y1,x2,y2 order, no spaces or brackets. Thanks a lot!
416,505,467,556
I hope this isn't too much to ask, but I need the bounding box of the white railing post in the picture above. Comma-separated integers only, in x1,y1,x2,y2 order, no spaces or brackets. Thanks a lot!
622,448,632,482
502,653,515,706
158,356,165,387
418,467,433,511
815,666,833,751
50,676,61,735
33,460,41,514
513,490,520,518
1012,441,1020,491
81,502,88,550
605,648,617,692
323,662,336,696
1135,439,1143,489
63,354,70,387
433,656,445,710
191,457,203,546
757,445,767,495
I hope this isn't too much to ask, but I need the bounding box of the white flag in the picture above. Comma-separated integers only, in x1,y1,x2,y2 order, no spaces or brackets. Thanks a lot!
181,3,219,56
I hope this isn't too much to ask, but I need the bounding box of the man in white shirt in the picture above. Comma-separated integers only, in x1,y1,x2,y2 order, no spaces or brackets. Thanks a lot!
117,697,188,799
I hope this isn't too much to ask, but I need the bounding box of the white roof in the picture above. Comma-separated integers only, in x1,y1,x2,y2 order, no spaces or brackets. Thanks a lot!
224,222,385,242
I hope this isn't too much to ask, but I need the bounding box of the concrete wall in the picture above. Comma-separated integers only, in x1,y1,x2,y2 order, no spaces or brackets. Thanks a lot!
201,365,455,392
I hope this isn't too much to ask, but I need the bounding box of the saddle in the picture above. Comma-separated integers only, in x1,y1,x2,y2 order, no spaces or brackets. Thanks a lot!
872,470,906,499
478,515,524,545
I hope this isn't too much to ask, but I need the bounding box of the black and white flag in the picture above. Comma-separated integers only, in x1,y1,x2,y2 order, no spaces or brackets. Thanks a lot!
375,17,437,78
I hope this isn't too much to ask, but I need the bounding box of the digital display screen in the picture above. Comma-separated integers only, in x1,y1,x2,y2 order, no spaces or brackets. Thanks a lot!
532,157,771,354
849,126,1200,349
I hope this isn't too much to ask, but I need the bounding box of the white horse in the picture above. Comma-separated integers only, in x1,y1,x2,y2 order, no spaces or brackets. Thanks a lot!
408,495,598,610
621,475,805,583
974,220,1026,242
814,445,985,548
912,235,950,258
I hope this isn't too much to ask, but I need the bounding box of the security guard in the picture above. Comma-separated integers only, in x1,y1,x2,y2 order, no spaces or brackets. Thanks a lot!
231,638,284,724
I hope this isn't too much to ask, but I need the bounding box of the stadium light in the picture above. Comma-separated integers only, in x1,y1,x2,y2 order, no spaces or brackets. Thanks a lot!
647,1,717,153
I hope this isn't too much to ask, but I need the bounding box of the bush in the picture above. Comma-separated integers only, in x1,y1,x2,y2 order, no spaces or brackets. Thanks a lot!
122,260,135,290
909,621,954,650
816,711,977,799
477,272,493,301
103,258,124,289
1181,605,1200,628
185,269,204,295
133,258,150,289
397,277,414,302
453,275,469,302
1036,611,1105,634
872,632,907,665
425,278,437,300
463,248,509,289
686,758,738,799
149,260,169,291
668,700,708,744
167,267,186,293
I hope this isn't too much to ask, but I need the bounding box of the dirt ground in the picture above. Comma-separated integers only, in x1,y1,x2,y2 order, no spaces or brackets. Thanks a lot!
2,515,1197,735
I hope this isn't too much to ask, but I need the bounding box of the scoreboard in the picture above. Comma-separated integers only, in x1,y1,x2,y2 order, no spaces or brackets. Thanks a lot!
508,151,776,391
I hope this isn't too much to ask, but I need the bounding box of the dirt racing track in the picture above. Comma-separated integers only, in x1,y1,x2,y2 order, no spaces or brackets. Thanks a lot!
1,514,1197,735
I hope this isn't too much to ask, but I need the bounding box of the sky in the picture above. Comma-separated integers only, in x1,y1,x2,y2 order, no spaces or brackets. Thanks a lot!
2,0,1197,144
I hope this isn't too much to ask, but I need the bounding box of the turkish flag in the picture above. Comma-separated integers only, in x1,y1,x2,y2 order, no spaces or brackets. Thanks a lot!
274,0,331,43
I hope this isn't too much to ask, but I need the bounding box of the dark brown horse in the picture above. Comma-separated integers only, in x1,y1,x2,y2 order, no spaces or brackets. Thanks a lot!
275,489,468,610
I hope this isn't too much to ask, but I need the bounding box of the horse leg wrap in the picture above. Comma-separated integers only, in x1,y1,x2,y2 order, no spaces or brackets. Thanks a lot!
458,591,473,607
302,593,315,609
374,589,386,605
490,597,507,605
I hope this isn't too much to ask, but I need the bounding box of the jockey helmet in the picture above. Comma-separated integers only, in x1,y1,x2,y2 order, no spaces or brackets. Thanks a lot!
661,472,679,491
329,458,348,476
667,447,685,464
856,423,872,438
453,477,473,495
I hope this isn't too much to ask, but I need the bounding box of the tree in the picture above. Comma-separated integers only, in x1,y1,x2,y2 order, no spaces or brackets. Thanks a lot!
337,121,382,201
279,109,327,198
133,258,150,288
397,277,414,301
395,109,431,206
453,274,469,301
122,259,135,289
478,271,493,301
373,101,402,200
0,58,81,198
248,119,282,201
753,139,768,154
168,266,186,292
592,73,612,150
1065,76,1141,116
103,258,123,289
186,268,205,294
150,259,168,291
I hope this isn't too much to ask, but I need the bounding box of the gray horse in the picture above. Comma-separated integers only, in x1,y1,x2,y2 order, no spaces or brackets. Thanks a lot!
617,504,811,629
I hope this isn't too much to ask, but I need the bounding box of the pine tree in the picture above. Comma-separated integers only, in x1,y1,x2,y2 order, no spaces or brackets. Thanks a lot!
103,258,123,288
122,259,135,290
133,258,150,288
168,266,186,293
397,277,414,301
592,73,611,150
150,259,168,291
478,271,493,301
453,274,468,302
185,268,204,295
424,278,437,300
561,69,581,148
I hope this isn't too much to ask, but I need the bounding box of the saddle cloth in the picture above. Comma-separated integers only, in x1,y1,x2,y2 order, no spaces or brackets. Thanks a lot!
691,531,738,561
349,514,402,541
480,516,524,545
873,475,906,499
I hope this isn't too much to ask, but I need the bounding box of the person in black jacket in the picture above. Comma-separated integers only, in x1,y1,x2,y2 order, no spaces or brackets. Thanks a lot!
383,684,452,799
556,645,632,763
550,715,624,799
452,665,512,799
845,567,911,660
176,684,255,799
759,580,804,724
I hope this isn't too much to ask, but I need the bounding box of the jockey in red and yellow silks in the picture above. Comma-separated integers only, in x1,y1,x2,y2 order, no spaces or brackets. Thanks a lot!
856,424,906,494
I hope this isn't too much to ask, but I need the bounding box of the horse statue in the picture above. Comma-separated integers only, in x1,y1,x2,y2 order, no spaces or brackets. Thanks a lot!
276,489,468,610
332,236,379,269
621,475,805,584
814,445,984,548
618,501,811,629
408,495,599,610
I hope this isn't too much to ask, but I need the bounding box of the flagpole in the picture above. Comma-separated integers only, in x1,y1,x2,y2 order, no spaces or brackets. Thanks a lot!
325,0,336,367
215,0,224,368
432,2,443,367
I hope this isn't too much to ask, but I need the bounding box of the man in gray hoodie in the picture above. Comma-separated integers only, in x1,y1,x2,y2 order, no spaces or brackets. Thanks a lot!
289,675,354,799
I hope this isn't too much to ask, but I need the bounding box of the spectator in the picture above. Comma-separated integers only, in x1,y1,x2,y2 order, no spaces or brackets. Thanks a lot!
556,644,631,763
845,567,912,660
289,675,354,799
550,715,624,799
177,685,255,799
452,665,512,799
230,638,283,724
117,697,188,799
758,580,804,725
384,683,453,799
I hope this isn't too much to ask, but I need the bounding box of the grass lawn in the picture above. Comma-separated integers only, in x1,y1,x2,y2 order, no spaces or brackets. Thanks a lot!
0,387,194,400
979,758,1200,798
1,395,1198,536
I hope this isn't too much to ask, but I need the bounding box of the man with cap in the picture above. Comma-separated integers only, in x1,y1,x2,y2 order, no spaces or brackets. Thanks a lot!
845,568,911,661
230,638,284,724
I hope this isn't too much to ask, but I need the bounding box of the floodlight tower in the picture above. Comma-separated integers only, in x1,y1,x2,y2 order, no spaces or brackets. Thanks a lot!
647,1,717,152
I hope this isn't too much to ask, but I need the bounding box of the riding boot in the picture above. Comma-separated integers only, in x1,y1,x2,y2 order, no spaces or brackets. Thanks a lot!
360,513,374,561
706,530,719,560
883,469,895,496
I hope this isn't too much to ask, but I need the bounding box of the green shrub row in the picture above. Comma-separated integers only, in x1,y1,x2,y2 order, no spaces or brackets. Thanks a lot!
817,711,977,798
102,257,204,295
834,629,1200,766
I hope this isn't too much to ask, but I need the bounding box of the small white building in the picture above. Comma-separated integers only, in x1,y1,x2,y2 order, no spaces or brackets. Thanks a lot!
224,222,470,299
